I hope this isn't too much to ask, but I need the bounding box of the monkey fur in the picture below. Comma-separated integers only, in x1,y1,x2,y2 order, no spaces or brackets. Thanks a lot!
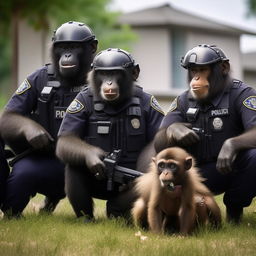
132,147,221,235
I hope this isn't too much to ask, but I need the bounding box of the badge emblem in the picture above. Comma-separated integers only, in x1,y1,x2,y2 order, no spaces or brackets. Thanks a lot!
16,79,31,95
167,97,177,113
212,117,223,130
243,96,256,111
131,118,140,129
67,99,84,113
150,96,165,115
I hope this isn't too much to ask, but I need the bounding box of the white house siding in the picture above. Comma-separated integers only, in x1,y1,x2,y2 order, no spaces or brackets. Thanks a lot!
18,20,51,86
129,27,172,97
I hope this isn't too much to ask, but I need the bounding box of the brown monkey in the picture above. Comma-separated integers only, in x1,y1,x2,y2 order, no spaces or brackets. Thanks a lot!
132,147,221,235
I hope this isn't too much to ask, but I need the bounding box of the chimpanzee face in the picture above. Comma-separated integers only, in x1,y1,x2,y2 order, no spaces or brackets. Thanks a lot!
188,62,230,102
89,69,134,105
53,42,93,78
188,65,211,100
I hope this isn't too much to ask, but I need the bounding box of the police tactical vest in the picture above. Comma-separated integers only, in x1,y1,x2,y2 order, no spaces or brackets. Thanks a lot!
83,86,146,169
182,80,245,164
32,64,84,139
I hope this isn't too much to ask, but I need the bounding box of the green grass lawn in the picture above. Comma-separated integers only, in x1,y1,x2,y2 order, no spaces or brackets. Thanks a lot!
0,194,256,256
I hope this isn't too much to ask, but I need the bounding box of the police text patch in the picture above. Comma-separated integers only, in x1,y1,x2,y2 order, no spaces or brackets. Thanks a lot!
67,99,85,113
16,79,31,95
150,96,165,115
243,96,256,111
167,97,177,113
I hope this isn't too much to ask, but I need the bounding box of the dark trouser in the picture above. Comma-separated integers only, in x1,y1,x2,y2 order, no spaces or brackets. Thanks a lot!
2,154,65,216
65,165,137,219
198,149,256,209
0,140,10,207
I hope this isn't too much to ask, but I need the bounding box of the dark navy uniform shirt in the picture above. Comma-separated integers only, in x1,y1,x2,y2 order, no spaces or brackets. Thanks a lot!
5,66,83,139
58,86,164,168
161,80,256,163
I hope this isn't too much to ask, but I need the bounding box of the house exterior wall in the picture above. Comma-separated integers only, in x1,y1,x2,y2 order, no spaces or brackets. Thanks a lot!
18,20,51,86
129,27,172,96
243,71,256,88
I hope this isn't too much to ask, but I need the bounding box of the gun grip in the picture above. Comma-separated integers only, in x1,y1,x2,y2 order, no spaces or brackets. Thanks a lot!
107,178,113,191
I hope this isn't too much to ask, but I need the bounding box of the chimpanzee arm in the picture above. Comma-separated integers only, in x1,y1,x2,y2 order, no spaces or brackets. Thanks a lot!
217,127,256,174
154,123,200,153
0,111,53,150
56,134,105,179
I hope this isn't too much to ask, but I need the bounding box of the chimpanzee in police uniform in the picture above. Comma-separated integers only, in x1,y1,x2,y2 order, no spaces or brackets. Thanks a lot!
154,44,256,224
0,137,9,208
56,48,164,220
0,21,98,217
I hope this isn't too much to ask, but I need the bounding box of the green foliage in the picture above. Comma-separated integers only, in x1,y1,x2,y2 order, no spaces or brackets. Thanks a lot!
0,195,256,256
247,0,256,15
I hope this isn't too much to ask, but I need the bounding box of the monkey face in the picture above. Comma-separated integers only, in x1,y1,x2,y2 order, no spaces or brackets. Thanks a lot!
157,160,179,191
189,65,210,100
97,70,121,102
90,69,134,105
53,42,93,82
153,147,194,192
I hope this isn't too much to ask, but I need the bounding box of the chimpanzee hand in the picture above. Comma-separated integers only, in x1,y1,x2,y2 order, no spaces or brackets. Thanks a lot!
25,126,54,150
85,146,106,180
216,138,237,174
166,123,200,147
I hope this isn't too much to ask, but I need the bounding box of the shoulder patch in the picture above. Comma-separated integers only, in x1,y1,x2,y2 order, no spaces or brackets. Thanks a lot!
167,97,178,113
243,96,256,111
67,99,85,114
16,79,31,95
150,96,165,115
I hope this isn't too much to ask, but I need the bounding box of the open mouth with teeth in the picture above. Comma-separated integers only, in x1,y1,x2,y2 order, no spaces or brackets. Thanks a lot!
162,180,175,191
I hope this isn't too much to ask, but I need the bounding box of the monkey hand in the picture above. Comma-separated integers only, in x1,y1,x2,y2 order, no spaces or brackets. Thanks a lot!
25,126,54,150
85,147,106,180
216,138,237,174
166,123,199,147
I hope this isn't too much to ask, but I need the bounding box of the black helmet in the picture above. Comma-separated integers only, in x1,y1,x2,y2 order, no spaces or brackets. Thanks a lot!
91,48,138,71
181,44,229,69
52,21,96,44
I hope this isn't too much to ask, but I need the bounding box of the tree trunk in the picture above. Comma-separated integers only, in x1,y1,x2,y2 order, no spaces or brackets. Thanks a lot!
11,11,19,91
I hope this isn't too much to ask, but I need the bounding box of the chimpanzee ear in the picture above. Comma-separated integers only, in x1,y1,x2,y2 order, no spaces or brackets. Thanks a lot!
132,64,140,81
184,156,193,171
221,61,230,75
91,40,98,54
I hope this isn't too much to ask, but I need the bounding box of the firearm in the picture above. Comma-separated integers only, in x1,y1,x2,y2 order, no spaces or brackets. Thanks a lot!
192,127,205,134
103,149,143,191
8,142,55,167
